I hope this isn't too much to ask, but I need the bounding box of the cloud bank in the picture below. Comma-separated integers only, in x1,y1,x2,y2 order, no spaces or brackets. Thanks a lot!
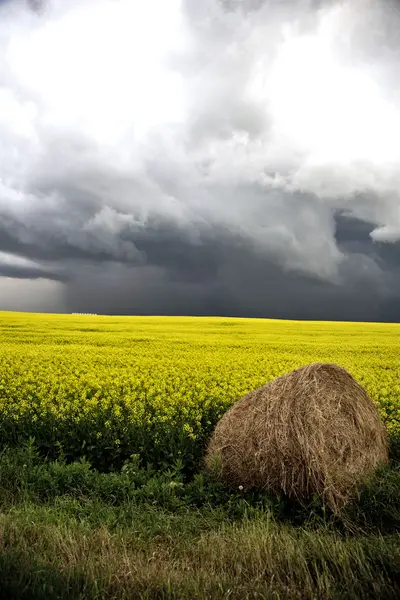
1,0,400,319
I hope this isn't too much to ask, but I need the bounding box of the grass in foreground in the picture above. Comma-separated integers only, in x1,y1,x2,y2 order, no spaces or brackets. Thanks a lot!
0,443,399,599
1,509,399,600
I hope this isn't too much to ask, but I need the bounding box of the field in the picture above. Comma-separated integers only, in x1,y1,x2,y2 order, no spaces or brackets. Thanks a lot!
0,311,399,599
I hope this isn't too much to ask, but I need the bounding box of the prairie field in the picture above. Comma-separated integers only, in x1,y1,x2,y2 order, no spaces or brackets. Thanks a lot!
0,311,399,599
1,311,400,470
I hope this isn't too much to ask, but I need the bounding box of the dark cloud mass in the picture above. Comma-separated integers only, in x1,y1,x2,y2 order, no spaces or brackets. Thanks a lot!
1,0,400,320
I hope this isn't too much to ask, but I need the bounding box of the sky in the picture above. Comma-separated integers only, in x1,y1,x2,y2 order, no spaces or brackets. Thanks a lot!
1,0,400,320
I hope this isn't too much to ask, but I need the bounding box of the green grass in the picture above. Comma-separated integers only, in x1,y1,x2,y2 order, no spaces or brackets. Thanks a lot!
1,509,399,600
0,443,399,599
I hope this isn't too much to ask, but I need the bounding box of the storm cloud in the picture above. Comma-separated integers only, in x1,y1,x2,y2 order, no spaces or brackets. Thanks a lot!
1,0,400,320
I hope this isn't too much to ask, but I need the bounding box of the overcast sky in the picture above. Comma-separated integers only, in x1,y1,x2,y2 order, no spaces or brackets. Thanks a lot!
1,0,400,320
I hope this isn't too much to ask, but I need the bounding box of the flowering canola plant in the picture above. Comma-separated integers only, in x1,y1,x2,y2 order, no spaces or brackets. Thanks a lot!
0,311,399,472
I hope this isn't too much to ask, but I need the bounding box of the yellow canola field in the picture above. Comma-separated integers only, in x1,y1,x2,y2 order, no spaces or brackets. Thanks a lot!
0,311,399,471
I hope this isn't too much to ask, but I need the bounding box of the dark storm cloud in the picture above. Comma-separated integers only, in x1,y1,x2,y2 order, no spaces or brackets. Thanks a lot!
64,233,400,322
0,262,65,281
335,214,374,246
1,0,400,319
335,213,400,274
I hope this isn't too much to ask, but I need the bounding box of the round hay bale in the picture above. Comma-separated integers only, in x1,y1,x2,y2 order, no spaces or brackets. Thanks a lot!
205,363,388,511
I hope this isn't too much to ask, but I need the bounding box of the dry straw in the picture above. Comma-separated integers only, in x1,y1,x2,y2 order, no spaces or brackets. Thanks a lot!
206,363,388,512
